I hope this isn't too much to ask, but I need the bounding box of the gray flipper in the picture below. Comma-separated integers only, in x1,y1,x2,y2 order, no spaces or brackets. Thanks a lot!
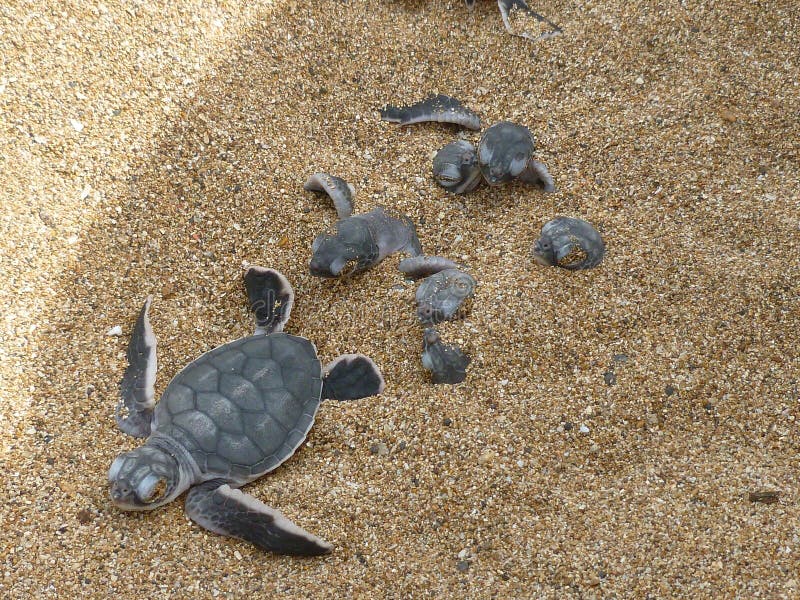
497,0,562,42
243,266,294,335
518,159,555,192
303,173,355,219
322,354,385,400
398,255,461,280
185,480,332,556
116,296,157,438
380,94,481,131
422,328,470,384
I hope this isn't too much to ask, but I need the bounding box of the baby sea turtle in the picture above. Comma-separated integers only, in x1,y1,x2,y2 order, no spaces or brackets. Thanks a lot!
531,217,605,270
432,140,483,194
422,328,471,384
429,121,554,194
109,267,385,555
477,121,553,190
399,256,476,324
465,0,562,42
306,173,422,278
380,94,481,130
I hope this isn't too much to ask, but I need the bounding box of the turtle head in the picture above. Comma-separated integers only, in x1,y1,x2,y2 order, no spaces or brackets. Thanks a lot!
309,233,360,278
478,121,534,185
108,446,183,511
531,233,556,267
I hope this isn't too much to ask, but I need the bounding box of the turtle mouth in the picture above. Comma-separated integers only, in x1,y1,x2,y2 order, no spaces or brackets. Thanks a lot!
137,474,168,505
110,476,168,510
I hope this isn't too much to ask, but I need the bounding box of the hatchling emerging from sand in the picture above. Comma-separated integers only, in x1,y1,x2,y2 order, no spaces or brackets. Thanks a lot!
381,100,553,194
305,172,422,278
434,121,555,194
531,216,605,270
398,255,477,325
109,267,385,555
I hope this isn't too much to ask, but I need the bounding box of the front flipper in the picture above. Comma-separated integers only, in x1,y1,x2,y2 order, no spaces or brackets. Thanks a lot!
116,296,157,438
303,173,355,219
185,480,332,556
398,255,461,280
380,94,481,131
322,354,386,401
243,266,295,335
422,328,471,385
518,159,555,192
498,0,563,42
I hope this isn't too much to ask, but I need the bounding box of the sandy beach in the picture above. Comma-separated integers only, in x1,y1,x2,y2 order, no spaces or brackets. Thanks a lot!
1,0,798,597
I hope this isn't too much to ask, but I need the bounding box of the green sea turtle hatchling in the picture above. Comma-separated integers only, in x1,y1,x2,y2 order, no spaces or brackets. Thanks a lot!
380,94,481,130
432,140,482,194
426,120,553,194
422,328,471,384
109,267,385,555
465,0,562,42
399,256,476,324
477,121,554,191
531,217,605,270
307,173,422,278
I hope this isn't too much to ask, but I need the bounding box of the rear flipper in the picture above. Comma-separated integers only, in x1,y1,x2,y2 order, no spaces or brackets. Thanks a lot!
498,0,563,42
518,159,555,192
398,255,461,280
243,267,295,335
322,354,386,400
303,173,355,219
185,480,332,556
116,296,157,438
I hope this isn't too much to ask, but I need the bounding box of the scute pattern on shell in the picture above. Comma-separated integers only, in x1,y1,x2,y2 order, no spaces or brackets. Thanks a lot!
416,268,476,324
154,333,322,484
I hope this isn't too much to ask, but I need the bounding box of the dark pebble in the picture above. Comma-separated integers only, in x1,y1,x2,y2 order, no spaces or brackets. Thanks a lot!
76,509,92,524
456,560,470,573
603,371,616,385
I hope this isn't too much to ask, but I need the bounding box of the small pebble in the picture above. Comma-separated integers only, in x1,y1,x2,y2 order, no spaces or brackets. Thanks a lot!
369,442,389,456
106,325,123,336
579,424,590,434
456,560,470,573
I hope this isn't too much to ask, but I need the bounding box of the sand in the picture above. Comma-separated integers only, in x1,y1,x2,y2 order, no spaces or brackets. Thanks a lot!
1,0,798,597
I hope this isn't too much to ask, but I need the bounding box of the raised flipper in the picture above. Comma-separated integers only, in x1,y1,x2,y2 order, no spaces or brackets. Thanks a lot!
184,480,332,556
303,173,355,219
322,354,385,400
243,266,295,335
422,328,471,384
380,94,481,131
116,296,157,438
518,159,555,192
398,255,461,280
498,0,562,42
